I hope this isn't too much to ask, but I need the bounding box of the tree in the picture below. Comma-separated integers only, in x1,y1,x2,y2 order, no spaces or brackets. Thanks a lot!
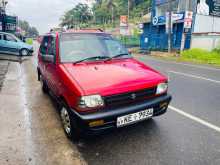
60,3,92,29
18,20,39,37
60,0,151,28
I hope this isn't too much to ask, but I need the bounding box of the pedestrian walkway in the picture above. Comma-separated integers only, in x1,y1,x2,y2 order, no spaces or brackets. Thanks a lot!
0,60,9,90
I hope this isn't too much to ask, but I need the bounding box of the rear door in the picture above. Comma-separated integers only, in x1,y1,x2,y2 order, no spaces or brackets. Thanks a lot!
0,33,6,54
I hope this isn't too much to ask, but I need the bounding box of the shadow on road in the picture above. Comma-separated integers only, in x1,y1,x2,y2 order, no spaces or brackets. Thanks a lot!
77,119,163,165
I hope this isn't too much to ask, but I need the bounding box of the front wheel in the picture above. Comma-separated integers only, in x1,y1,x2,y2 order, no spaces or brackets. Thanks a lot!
20,49,29,56
60,104,81,141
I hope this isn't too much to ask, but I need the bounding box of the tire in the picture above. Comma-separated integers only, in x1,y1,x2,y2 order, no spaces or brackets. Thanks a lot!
40,75,49,93
20,48,29,56
60,103,81,141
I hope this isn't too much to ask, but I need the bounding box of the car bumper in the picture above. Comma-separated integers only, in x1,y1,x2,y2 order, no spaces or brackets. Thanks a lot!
71,94,172,134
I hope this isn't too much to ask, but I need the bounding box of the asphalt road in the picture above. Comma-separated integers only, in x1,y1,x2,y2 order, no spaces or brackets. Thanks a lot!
78,55,220,165
1,43,220,165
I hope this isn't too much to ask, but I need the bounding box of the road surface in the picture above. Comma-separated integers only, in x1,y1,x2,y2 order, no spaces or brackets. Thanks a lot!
0,43,220,165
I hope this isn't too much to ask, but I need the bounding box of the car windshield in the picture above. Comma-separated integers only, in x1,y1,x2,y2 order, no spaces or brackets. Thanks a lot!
59,33,131,63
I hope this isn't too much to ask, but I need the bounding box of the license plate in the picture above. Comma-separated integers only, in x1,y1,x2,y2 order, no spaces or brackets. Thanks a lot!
117,108,154,127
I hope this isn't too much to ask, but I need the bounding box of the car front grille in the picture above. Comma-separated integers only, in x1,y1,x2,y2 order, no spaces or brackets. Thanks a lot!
104,87,157,107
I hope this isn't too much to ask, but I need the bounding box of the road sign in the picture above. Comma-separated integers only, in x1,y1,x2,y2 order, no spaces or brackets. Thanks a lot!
152,16,159,25
120,15,128,27
184,11,193,29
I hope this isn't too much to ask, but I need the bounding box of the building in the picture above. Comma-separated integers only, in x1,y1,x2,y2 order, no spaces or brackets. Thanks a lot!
140,0,220,51
0,0,17,33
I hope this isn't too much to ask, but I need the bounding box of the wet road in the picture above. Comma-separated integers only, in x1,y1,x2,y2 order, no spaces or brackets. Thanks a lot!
1,43,220,165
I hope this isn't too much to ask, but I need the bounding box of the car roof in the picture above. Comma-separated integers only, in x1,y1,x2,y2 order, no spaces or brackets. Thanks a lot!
43,28,111,37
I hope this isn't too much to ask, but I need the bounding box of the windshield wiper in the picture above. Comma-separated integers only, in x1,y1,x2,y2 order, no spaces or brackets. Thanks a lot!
73,56,110,64
105,53,129,61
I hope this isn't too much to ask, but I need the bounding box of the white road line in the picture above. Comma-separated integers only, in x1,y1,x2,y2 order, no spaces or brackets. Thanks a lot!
139,56,220,71
169,70,220,84
169,106,220,133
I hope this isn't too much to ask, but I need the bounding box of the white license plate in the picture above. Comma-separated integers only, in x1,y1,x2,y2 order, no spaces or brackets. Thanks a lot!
117,108,154,127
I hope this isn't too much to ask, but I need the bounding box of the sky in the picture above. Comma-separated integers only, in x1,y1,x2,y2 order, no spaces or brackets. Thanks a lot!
6,0,94,34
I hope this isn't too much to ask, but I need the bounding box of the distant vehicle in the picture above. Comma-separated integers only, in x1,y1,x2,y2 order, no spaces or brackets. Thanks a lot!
37,29,172,140
0,32,33,56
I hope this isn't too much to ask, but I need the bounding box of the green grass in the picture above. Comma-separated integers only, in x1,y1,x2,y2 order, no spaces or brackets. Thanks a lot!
26,38,33,45
118,36,140,46
180,48,220,66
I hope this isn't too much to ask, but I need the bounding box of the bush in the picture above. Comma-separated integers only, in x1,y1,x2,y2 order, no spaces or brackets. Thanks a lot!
26,38,33,45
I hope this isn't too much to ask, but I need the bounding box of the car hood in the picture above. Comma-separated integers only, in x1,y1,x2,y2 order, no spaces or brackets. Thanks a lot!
62,59,167,96
18,41,33,49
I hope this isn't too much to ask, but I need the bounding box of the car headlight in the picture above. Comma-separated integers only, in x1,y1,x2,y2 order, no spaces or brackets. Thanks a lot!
79,95,104,108
156,82,168,95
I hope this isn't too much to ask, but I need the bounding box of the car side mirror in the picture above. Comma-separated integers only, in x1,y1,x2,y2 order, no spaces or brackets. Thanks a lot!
42,54,54,63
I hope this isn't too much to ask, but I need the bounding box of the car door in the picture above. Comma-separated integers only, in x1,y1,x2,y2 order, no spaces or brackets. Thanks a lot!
3,34,20,55
38,36,50,79
0,33,6,54
45,35,60,96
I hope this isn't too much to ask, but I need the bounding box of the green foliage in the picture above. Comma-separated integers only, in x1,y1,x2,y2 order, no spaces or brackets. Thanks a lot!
26,38,33,45
60,0,151,28
60,3,92,29
18,20,39,37
180,48,220,65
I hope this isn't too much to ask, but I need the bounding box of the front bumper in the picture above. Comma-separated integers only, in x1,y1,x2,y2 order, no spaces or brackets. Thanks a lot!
71,94,172,134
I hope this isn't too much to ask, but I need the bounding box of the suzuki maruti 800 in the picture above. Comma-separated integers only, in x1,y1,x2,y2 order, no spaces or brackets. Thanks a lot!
37,29,172,140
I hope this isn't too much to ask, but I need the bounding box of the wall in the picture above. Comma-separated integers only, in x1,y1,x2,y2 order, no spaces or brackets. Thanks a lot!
194,14,220,33
191,34,220,51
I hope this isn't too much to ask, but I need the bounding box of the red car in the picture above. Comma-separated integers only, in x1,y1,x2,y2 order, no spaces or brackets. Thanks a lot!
37,29,172,140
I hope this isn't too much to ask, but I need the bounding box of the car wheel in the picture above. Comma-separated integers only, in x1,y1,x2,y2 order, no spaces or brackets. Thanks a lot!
40,75,49,93
20,49,29,56
60,104,81,141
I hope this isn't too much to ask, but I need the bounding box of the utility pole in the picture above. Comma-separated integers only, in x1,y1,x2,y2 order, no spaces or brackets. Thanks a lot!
168,0,172,53
128,0,130,20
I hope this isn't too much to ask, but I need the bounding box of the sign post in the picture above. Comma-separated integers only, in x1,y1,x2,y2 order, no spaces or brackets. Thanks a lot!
120,15,129,36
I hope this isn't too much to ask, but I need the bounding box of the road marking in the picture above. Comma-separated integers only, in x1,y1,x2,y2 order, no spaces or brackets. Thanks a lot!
169,106,220,133
138,56,220,71
169,70,220,84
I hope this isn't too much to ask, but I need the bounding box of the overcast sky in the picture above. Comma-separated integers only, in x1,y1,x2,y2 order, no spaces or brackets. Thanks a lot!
7,0,92,34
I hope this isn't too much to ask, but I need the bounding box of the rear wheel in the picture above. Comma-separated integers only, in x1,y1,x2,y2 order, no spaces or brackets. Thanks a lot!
60,104,81,141
20,48,29,56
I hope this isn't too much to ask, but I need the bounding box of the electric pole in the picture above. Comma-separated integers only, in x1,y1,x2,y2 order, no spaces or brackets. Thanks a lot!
128,0,130,20
168,0,172,53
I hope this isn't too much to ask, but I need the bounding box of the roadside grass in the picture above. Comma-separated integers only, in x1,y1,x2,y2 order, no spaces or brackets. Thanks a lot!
179,48,220,66
26,38,33,45
134,48,220,68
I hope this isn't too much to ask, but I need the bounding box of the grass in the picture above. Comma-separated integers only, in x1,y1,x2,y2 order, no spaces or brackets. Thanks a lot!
179,48,220,66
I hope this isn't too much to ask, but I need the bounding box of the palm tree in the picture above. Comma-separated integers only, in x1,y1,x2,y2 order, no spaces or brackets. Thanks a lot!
105,0,117,24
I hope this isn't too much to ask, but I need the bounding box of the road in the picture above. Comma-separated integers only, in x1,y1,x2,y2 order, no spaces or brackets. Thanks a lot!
0,43,220,165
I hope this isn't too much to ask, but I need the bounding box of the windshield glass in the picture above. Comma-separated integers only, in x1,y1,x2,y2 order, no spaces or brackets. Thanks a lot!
59,33,131,63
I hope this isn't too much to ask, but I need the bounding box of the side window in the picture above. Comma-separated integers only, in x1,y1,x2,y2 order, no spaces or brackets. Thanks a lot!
5,34,16,42
39,36,49,55
48,36,56,56
0,34,3,40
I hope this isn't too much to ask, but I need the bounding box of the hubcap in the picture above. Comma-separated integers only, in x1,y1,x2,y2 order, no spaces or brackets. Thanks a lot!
61,107,71,134
21,49,28,56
